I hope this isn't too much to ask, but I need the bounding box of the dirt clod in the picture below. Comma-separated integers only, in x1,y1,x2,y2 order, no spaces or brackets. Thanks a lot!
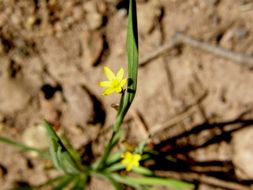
232,127,253,180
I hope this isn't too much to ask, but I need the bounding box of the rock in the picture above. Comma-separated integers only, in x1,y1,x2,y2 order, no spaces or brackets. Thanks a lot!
232,127,253,180
22,124,49,157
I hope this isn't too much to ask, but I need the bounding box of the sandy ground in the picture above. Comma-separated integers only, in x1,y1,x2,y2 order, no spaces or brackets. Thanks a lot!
1,0,253,189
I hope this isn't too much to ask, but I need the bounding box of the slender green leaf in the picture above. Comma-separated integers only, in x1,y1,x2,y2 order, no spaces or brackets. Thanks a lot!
106,151,123,165
49,137,62,171
135,139,148,154
61,133,82,164
111,174,194,190
71,174,88,190
0,136,49,158
113,0,139,132
52,175,74,190
104,163,125,172
37,175,67,189
43,121,85,174
126,0,138,100
132,166,153,176
57,146,81,174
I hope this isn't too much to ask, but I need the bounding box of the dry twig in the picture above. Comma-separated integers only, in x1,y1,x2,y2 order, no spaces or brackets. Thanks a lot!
140,32,253,68
131,110,150,139
150,90,208,138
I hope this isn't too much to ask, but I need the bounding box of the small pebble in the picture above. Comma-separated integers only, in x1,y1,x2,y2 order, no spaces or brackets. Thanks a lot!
22,124,49,157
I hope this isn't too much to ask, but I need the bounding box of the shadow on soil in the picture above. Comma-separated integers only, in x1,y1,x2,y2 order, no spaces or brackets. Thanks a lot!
151,118,253,188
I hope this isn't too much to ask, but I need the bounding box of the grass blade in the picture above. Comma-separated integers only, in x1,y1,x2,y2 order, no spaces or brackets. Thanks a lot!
71,174,88,190
43,121,85,174
111,174,194,190
114,0,139,132
52,175,74,190
127,0,138,101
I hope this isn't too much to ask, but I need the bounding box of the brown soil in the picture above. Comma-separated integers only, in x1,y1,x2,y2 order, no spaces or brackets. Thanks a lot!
1,0,253,189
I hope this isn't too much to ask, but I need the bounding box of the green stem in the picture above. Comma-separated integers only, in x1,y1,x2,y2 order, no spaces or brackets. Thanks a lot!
95,102,127,170
95,93,127,170
95,0,138,171
95,126,121,171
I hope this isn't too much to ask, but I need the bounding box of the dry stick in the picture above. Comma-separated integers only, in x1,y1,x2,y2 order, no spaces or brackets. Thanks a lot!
131,110,150,139
140,32,253,68
150,91,207,138
163,57,176,100
189,83,209,123
176,32,253,67
150,109,196,139
140,39,179,66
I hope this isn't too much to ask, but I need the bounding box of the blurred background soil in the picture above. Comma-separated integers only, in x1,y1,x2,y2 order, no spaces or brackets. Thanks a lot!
1,0,253,189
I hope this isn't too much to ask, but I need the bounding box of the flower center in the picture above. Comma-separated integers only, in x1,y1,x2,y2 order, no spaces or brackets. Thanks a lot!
111,79,121,88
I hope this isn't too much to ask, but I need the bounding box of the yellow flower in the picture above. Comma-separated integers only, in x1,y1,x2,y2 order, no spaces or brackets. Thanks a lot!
121,151,141,171
99,66,127,96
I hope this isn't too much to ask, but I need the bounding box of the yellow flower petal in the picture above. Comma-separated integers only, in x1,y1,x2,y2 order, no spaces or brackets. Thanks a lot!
121,151,141,172
133,154,141,164
116,68,124,80
99,66,127,96
102,87,114,96
99,81,111,87
126,164,133,171
120,78,127,87
115,86,122,93
104,66,115,81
